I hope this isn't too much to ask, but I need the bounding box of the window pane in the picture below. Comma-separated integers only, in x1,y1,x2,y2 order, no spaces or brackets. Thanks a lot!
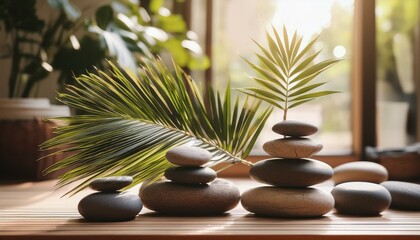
210,0,354,155
376,0,419,148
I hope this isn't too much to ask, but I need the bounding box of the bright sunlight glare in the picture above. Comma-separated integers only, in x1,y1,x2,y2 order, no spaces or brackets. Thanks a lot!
271,0,335,39
333,45,346,58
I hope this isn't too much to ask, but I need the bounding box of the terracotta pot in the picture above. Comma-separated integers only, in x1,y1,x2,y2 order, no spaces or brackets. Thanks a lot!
0,98,70,181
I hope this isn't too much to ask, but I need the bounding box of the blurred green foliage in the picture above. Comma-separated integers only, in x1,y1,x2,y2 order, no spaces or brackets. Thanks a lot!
0,0,209,98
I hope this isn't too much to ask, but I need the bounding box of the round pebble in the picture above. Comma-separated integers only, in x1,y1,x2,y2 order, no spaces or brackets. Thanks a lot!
89,176,133,192
263,138,323,158
272,120,318,137
164,166,216,184
166,146,212,166
380,181,420,210
331,182,391,216
78,192,142,221
241,187,334,218
250,158,333,187
140,179,240,215
332,161,388,185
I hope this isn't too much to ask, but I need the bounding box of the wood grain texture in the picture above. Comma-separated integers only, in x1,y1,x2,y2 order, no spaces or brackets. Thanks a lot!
0,179,419,240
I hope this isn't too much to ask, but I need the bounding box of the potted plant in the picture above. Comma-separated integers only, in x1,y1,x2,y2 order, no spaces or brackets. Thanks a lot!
0,0,209,180
0,0,78,180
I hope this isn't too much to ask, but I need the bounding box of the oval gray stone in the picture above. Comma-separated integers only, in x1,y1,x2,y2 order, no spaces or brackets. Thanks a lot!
272,120,318,137
164,166,216,184
241,186,334,218
166,146,212,166
78,192,142,221
380,181,420,210
250,158,333,187
332,161,388,185
263,138,323,158
332,182,391,216
140,179,240,215
89,176,133,192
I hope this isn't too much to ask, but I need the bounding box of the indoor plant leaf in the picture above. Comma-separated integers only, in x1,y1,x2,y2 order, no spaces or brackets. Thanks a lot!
240,26,342,120
42,57,272,196
95,5,113,30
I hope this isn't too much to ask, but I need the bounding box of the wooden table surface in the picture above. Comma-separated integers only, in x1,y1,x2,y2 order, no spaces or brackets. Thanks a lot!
0,179,420,240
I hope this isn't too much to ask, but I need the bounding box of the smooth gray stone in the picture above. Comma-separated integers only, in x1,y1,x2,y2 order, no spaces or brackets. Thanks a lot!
380,181,420,210
78,192,142,221
250,158,333,187
332,161,388,185
140,179,240,215
263,138,323,158
89,176,133,192
272,120,318,137
166,146,212,166
164,166,216,184
332,182,391,216
241,186,334,218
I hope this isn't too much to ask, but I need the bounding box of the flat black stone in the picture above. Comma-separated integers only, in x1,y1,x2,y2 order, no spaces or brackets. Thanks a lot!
89,176,133,192
78,192,142,222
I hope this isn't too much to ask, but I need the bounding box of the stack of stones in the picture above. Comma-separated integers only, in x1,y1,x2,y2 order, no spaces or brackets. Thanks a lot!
78,176,143,221
140,146,241,215
241,120,335,218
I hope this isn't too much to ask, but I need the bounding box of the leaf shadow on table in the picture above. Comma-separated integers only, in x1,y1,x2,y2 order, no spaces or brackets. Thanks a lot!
0,180,59,209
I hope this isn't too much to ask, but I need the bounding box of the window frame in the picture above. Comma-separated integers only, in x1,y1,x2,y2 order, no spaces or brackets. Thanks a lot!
415,2,420,142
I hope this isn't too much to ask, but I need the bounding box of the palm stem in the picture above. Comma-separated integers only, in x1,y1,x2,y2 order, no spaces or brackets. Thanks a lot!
283,108,287,121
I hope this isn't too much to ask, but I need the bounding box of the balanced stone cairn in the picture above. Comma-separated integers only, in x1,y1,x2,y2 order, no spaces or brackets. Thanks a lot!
140,146,240,215
241,120,335,218
78,176,142,222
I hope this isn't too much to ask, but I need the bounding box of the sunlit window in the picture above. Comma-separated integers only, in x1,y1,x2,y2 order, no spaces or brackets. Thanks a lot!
209,0,354,155
376,0,419,149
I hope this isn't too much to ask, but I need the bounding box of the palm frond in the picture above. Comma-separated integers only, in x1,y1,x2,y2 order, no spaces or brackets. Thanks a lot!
41,57,272,196
239,26,342,120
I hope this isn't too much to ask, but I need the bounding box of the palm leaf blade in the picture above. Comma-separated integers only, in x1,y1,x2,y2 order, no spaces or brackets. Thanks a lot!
42,57,272,195
236,89,284,110
290,90,339,102
288,99,314,109
291,35,319,66
290,59,340,84
289,82,327,98
265,32,288,77
242,27,342,119
251,76,286,96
